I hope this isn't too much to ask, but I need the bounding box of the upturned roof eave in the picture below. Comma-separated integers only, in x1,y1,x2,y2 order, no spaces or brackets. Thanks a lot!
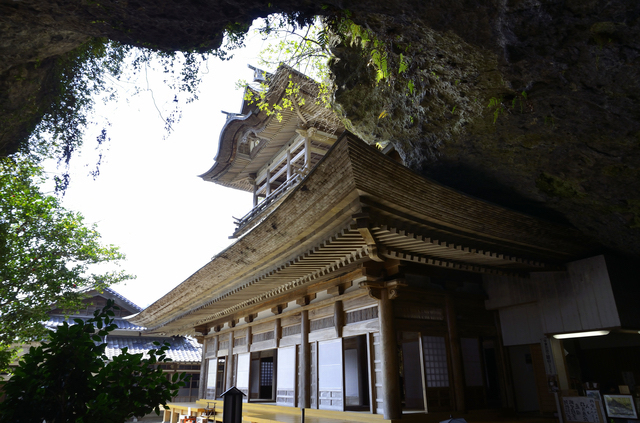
198,108,258,182
199,66,317,185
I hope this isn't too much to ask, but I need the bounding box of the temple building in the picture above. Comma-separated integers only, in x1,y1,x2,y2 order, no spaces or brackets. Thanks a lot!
42,288,202,402
131,66,640,421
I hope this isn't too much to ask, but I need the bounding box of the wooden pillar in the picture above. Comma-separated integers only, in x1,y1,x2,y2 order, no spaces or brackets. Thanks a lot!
379,288,402,420
226,331,234,390
274,318,282,347
549,337,569,390
304,137,311,170
334,300,344,338
300,310,311,408
286,148,292,180
246,326,252,348
198,339,207,399
366,332,376,414
494,312,515,408
445,294,466,413
265,167,271,197
251,177,258,207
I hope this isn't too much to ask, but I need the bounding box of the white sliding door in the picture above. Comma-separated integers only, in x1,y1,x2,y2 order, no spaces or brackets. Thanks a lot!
318,338,343,411
236,352,250,400
276,346,297,406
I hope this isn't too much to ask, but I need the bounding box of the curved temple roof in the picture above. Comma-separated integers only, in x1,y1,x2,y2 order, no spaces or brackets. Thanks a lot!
131,134,598,336
199,65,344,192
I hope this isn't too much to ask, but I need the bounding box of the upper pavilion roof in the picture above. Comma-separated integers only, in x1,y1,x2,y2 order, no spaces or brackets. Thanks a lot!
199,65,343,192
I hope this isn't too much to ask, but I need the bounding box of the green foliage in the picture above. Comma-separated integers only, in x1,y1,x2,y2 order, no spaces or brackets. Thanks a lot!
487,96,505,123
240,13,417,121
511,91,528,113
0,156,132,370
235,16,336,121
0,300,186,423
25,34,241,189
256,15,333,81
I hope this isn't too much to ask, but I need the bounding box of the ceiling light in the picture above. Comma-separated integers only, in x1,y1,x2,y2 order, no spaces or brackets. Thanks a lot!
553,330,610,339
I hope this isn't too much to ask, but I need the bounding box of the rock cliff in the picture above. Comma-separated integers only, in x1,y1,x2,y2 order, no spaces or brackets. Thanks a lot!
1,0,639,256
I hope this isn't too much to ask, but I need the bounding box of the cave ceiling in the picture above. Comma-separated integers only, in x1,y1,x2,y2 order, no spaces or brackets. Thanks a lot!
1,0,639,257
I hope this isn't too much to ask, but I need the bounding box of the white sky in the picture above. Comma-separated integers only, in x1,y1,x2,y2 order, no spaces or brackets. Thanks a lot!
49,33,275,308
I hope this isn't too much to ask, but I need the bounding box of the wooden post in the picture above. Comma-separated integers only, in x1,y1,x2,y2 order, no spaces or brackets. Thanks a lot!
198,339,208,399
549,337,569,390
286,148,292,180
304,137,311,170
366,332,376,414
418,334,429,412
334,300,344,338
226,331,235,390
265,166,271,197
445,294,466,413
379,288,402,420
251,177,258,207
494,312,515,409
274,318,282,347
300,310,311,408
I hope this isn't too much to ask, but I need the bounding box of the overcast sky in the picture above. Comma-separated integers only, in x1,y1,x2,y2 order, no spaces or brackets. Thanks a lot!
49,34,274,308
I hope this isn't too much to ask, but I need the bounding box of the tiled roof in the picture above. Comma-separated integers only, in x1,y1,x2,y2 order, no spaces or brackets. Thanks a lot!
104,336,202,363
102,287,143,312
44,316,146,331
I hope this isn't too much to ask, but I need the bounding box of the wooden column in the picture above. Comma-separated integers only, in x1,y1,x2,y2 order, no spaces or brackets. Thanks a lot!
304,137,311,170
246,326,252,348
549,337,569,390
445,294,466,413
226,331,234,390
286,148,292,179
265,166,271,197
198,339,207,399
379,288,402,420
251,176,258,207
274,318,282,347
300,310,311,408
494,312,515,408
334,300,344,338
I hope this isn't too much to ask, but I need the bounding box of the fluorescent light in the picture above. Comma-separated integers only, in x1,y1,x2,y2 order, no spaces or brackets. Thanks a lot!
553,330,610,339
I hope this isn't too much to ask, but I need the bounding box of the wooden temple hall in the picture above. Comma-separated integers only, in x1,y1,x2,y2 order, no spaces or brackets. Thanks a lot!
131,66,640,421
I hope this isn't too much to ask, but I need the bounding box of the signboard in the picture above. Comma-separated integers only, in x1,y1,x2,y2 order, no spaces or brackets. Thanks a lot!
540,337,557,376
562,397,604,423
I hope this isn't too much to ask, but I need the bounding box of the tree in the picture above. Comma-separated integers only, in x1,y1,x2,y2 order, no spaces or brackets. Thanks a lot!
0,156,131,369
0,300,187,422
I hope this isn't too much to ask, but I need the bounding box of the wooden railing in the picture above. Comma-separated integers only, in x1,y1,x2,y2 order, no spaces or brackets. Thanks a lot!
234,174,302,233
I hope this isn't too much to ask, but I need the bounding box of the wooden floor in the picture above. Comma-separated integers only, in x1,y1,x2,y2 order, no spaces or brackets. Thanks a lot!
162,401,559,423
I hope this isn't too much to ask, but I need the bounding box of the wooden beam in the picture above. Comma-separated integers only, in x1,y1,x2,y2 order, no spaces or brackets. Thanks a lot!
296,293,316,306
271,304,287,315
295,128,338,146
355,213,384,262
326,281,352,296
